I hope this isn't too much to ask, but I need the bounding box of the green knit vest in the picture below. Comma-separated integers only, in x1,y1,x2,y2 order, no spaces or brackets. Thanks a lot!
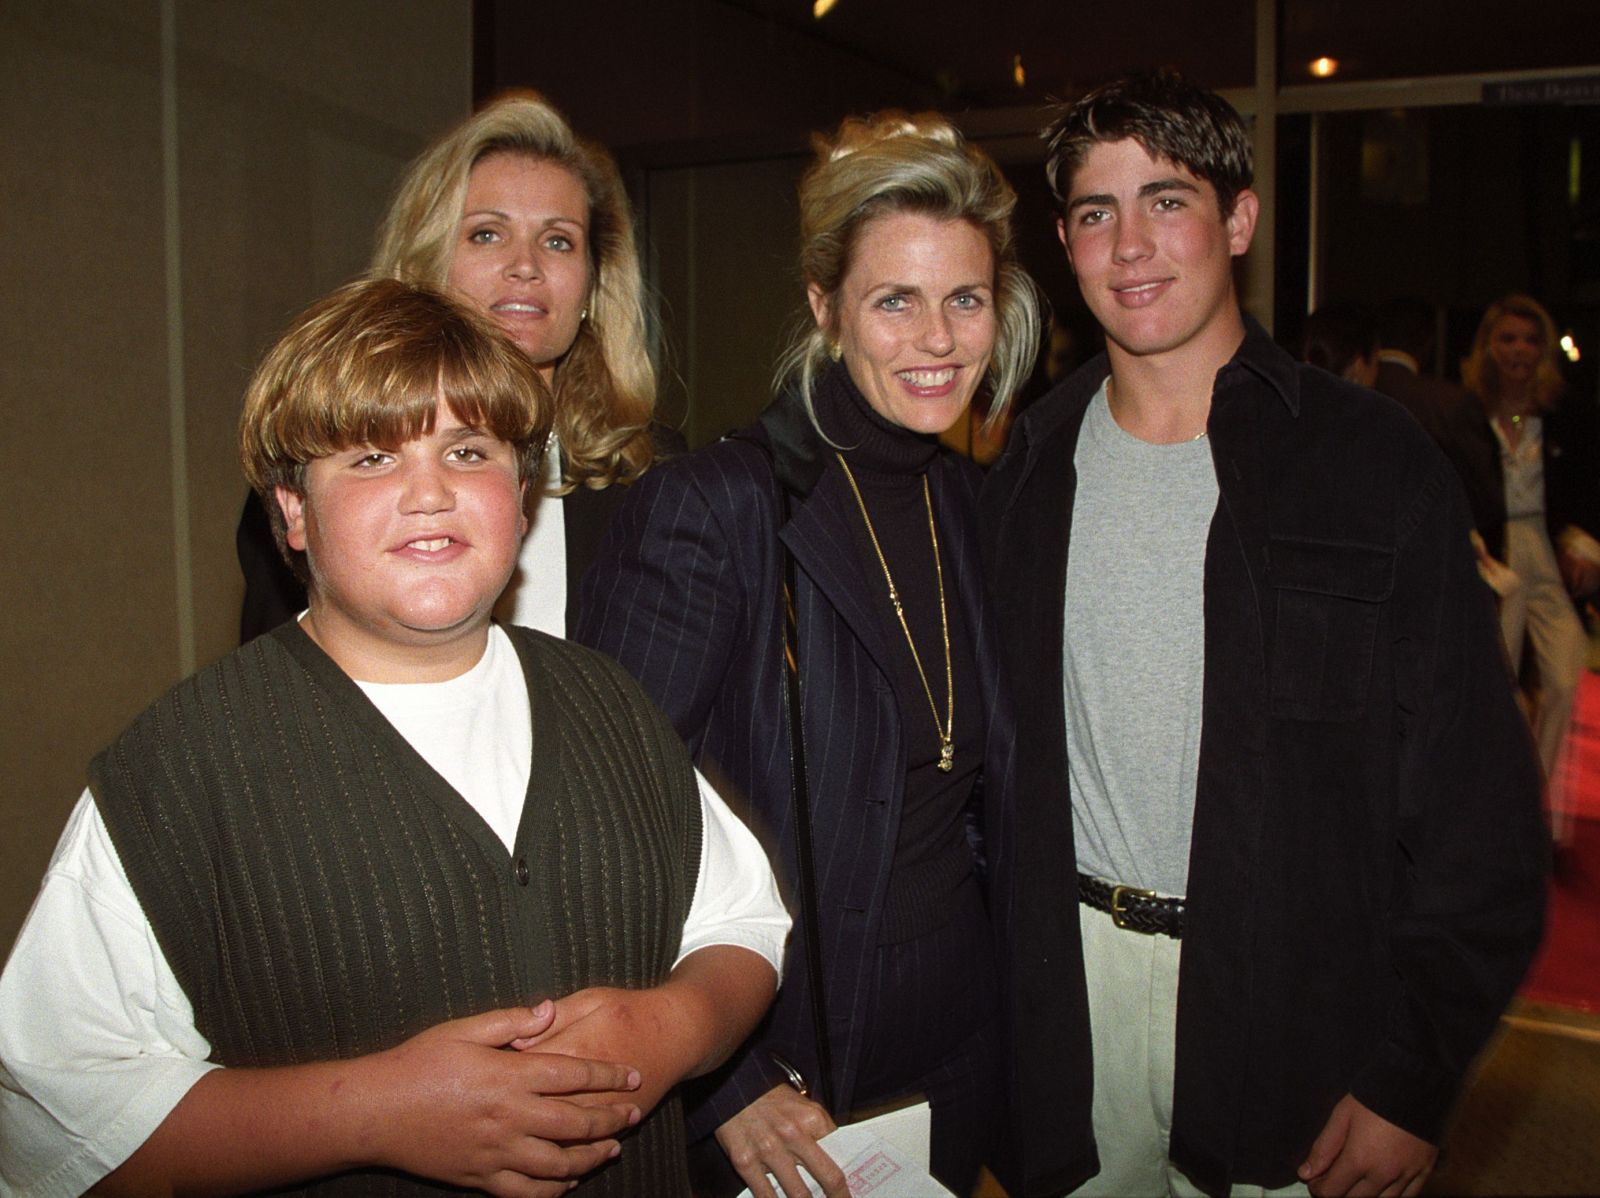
91,622,701,1196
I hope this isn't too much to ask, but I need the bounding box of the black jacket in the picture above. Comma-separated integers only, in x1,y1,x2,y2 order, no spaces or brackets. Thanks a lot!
980,320,1546,1194
1373,361,1507,561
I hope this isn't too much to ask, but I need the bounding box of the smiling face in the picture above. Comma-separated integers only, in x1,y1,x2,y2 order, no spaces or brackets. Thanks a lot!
812,211,997,435
275,397,527,680
445,152,591,380
1058,137,1257,375
1488,314,1543,392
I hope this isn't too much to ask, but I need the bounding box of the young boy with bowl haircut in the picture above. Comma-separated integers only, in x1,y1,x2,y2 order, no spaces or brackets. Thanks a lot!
0,278,788,1197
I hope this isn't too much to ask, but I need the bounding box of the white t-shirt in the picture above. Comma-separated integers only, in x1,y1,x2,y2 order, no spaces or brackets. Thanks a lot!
0,625,788,1196
495,437,569,634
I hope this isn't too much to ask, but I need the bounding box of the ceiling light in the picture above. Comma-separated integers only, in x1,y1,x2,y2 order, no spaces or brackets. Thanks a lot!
1310,56,1339,78
813,0,836,17
1561,333,1581,363
1013,54,1025,88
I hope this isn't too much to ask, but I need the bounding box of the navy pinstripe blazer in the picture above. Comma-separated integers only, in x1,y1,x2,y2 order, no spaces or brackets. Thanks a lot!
577,384,1013,1138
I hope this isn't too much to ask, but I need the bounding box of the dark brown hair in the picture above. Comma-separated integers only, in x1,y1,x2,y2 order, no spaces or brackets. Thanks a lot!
1043,69,1254,217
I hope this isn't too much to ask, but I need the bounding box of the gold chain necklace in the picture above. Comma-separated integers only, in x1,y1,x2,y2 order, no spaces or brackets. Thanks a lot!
835,452,954,772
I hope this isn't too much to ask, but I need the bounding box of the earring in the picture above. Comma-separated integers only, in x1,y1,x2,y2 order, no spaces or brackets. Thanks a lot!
580,306,590,322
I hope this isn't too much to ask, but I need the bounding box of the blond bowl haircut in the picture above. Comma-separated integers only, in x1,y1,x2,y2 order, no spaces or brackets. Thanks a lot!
1462,293,1568,416
239,278,555,582
775,110,1042,433
370,90,656,490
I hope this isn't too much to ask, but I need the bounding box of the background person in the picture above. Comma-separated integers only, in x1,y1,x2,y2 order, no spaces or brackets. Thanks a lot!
1300,299,1381,387
239,89,677,641
579,111,1039,1197
1373,297,1473,471
1461,294,1600,790
1364,295,1525,615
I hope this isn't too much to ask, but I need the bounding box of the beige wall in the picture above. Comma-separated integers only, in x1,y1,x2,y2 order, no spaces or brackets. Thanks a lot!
646,156,812,446
0,1,471,954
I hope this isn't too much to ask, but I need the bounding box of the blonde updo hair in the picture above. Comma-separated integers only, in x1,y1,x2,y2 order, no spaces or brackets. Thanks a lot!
371,90,655,489
1462,293,1567,415
776,111,1041,430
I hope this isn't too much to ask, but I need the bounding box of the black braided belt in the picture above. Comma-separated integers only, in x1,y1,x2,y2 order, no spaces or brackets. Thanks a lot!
1078,873,1186,940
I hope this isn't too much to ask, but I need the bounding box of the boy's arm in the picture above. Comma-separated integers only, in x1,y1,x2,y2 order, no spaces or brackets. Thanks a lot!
515,769,788,1110
1298,467,1545,1195
1,792,220,1196
97,1004,641,1198
1350,471,1545,1136
517,948,779,1114
673,769,792,970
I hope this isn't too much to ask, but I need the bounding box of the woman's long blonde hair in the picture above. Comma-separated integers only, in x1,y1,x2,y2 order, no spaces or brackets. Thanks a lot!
372,90,656,488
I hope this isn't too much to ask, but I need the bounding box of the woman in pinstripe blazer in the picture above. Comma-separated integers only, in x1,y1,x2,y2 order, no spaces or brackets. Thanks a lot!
579,113,1039,1198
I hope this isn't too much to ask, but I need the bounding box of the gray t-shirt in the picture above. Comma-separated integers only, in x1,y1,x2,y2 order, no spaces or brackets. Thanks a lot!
1064,382,1218,898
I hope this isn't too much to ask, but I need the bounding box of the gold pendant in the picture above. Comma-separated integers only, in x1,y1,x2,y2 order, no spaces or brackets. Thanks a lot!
938,739,954,772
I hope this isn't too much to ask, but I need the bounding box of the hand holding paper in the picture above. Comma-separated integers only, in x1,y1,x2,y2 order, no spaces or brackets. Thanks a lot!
734,1102,954,1198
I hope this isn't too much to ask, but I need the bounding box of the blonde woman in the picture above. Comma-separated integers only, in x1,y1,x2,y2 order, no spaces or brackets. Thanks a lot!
581,112,1039,1197
1462,294,1599,785
239,90,678,640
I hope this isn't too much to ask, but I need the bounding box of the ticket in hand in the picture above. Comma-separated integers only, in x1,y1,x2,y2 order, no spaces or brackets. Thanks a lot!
735,1101,954,1197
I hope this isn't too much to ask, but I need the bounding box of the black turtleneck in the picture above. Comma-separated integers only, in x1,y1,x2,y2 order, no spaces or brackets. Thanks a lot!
812,364,983,945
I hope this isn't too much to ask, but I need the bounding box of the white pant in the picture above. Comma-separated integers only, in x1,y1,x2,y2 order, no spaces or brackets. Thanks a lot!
1498,517,1588,798
1075,903,1308,1197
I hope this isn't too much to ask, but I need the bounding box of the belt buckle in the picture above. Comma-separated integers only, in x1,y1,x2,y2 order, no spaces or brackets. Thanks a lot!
1110,883,1156,931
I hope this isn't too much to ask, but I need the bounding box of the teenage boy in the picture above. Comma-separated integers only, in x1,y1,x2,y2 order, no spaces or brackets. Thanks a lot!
982,71,1545,1196
0,279,789,1197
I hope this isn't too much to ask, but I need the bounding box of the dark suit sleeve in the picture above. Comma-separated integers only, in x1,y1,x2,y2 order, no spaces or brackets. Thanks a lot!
236,491,306,645
562,421,696,636
577,458,750,749
1350,460,1546,1139
576,451,798,1139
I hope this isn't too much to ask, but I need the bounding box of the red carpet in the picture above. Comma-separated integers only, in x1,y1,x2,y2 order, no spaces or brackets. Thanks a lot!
1519,816,1600,1012
1518,673,1600,1012
1549,672,1600,823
